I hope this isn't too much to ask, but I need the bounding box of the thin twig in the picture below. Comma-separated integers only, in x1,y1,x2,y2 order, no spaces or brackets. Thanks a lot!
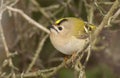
88,4,94,24
2,0,119,78
16,40,89,78
15,0,120,77
0,0,16,69
97,2,114,5
31,0,53,23
94,0,119,39
0,0,19,77
0,0,19,13
6,6,50,34
94,0,106,16
74,47,88,78
26,35,49,73
111,8,120,22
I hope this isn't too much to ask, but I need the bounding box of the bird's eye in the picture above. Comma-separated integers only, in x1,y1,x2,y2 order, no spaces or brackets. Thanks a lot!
58,26,63,31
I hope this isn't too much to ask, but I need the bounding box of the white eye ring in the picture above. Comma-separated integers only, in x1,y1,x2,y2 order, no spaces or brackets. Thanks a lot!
57,25,64,32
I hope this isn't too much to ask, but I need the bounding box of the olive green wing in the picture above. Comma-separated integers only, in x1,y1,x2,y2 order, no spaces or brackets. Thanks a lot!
75,22,96,39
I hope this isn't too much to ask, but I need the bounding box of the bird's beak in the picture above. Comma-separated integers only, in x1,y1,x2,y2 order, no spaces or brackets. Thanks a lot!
48,25,54,30
48,25,58,32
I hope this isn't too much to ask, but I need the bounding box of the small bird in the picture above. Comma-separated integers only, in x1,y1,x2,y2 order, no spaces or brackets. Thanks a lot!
49,17,96,55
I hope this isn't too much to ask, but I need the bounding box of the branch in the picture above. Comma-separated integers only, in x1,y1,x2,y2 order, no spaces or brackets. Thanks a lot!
6,6,50,34
94,0,119,38
26,35,48,73
111,8,120,22
16,41,89,78
14,0,120,78
31,0,52,22
0,0,19,77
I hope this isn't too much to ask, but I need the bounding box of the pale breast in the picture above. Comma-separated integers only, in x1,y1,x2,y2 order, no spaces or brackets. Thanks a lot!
50,34,88,55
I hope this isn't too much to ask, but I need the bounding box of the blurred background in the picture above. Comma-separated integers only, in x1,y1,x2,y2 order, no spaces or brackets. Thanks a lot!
0,0,120,78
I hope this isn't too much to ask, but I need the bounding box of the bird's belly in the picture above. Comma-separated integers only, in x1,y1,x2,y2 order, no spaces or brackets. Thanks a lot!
50,35,88,55
57,39,87,55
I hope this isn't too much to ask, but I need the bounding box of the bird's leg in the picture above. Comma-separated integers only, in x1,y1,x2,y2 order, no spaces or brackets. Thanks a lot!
63,52,77,68
63,55,71,68
64,55,70,61
71,52,77,62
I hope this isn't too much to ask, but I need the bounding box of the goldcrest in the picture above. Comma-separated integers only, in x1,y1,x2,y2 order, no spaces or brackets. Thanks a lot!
49,17,96,55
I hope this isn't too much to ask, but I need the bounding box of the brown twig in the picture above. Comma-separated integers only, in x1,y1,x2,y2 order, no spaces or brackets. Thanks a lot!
30,0,53,23
6,6,50,34
94,0,119,38
26,35,49,73
0,0,19,78
111,8,120,23
0,0,18,68
15,0,120,78
16,40,89,78
1,0,119,78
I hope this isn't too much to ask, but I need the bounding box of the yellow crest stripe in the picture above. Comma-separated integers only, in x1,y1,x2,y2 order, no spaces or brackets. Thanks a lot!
55,18,67,25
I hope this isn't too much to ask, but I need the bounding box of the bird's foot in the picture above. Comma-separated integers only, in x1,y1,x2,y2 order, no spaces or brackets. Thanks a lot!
71,52,77,63
63,56,71,68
